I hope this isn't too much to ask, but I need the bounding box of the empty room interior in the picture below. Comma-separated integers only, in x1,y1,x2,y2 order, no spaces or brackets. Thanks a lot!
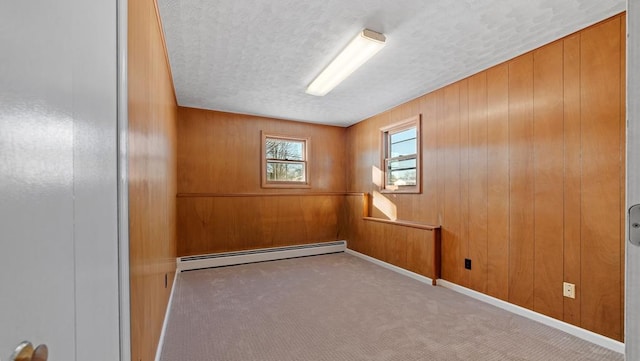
126,0,633,360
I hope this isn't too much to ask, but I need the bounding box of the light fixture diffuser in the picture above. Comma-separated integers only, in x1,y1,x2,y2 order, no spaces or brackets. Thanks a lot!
306,29,386,97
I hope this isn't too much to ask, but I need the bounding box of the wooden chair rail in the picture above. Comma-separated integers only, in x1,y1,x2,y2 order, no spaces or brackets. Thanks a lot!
362,216,440,231
177,192,363,198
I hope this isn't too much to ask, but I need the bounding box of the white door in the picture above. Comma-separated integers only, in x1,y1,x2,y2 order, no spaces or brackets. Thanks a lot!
0,1,123,360
627,3,640,360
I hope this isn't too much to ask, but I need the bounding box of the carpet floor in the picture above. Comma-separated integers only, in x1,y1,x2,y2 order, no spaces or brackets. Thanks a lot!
159,252,623,361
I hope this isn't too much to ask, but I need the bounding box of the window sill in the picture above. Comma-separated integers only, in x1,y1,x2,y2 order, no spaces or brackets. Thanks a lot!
380,188,421,194
261,183,311,189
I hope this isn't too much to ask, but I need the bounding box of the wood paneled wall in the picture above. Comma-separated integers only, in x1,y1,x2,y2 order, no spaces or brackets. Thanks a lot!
177,107,347,256
344,14,626,341
178,194,343,255
128,1,178,360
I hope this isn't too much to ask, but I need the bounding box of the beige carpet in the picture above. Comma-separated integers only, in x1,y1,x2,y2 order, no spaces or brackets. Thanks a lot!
159,253,623,361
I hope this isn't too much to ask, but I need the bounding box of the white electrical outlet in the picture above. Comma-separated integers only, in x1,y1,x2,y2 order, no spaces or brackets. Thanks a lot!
563,282,575,299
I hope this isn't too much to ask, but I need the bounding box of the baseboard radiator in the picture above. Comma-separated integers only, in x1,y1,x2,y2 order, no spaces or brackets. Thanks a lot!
177,241,347,272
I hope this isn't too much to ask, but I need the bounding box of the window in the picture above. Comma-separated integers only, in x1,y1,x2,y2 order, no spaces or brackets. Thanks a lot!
381,115,421,193
261,132,310,188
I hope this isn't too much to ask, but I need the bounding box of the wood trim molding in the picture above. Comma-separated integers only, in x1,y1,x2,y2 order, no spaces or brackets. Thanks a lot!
177,192,358,198
362,216,440,231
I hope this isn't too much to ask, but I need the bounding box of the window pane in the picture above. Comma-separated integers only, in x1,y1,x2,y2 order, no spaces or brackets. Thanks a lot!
265,138,304,161
390,138,416,157
390,128,416,143
388,158,416,170
266,161,305,182
387,169,417,186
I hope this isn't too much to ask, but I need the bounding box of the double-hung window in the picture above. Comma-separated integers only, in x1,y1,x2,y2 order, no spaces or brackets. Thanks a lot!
381,115,421,193
262,132,310,188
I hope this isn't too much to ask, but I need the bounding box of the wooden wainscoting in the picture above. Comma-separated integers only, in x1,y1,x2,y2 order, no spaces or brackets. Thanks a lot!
342,194,441,282
361,217,441,285
177,193,345,256
344,14,626,341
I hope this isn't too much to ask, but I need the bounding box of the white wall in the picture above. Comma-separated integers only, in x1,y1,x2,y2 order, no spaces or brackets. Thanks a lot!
0,1,121,360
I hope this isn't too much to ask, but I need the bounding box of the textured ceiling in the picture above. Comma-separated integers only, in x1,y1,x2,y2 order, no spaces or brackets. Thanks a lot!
157,0,625,127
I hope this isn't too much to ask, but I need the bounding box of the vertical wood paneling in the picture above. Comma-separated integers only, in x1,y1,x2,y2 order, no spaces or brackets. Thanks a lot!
177,195,342,255
436,89,446,228
368,113,385,194
508,54,535,309
619,14,626,336
563,34,582,326
459,79,471,288
442,84,464,285
178,107,346,194
368,221,386,261
177,107,348,256
337,13,625,341
533,41,564,319
468,72,489,293
128,0,178,360
420,93,439,225
580,17,622,340
406,228,432,276
486,63,510,301
384,225,408,268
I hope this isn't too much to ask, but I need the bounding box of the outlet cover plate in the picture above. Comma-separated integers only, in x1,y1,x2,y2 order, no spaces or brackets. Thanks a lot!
563,282,575,299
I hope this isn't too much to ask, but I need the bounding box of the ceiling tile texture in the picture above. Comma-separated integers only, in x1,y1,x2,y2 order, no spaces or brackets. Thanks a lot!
158,0,625,126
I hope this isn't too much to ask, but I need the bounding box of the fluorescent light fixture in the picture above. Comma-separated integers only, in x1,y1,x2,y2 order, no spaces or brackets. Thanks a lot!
306,29,386,96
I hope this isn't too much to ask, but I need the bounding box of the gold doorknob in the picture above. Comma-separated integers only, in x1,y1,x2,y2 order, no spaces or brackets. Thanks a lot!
30,345,47,361
10,341,33,361
9,342,47,361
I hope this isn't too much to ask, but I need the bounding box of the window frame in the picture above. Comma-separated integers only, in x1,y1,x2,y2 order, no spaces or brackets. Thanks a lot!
380,115,421,194
261,132,311,189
